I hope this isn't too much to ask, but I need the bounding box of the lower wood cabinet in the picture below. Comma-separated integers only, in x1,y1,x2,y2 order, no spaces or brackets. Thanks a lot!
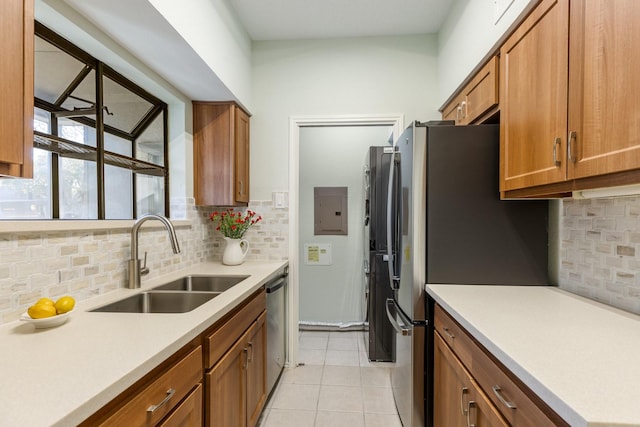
81,287,268,427
158,384,203,427
80,345,203,427
206,311,266,427
435,333,508,427
434,304,568,427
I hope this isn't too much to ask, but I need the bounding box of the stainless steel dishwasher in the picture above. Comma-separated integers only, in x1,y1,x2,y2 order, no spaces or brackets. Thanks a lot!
266,268,288,396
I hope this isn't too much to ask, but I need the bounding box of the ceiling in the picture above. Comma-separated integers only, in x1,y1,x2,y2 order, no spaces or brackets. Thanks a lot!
50,0,455,103
228,0,454,40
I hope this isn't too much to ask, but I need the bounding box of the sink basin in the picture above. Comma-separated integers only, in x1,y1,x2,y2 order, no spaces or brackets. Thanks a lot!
152,275,249,292
90,291,219,313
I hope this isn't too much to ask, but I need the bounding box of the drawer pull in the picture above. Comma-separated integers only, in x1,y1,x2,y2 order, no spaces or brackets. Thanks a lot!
492,385,517,409
460,387,469,415
247,342,254,363
466,400,477,427
147,388,175,413
552,137,561,166
442,327,455,340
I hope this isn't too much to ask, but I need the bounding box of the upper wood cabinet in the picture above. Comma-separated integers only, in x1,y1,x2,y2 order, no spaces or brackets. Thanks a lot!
501,0,640,194
441,56,499,125
568,0,640,180
0,0,33,178
500,0,569,192
193,102,250,206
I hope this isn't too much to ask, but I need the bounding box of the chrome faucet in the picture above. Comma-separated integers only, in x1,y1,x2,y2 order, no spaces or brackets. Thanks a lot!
128,214,181,289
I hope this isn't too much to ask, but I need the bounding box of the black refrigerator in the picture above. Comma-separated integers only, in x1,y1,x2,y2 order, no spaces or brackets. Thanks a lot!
363,146,395,362
384,122,549,427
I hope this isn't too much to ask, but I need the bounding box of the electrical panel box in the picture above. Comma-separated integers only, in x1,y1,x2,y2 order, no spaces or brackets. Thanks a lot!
314,187,348,235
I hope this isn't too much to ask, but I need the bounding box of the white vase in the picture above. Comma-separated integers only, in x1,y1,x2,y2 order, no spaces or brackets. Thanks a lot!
222,237,249,265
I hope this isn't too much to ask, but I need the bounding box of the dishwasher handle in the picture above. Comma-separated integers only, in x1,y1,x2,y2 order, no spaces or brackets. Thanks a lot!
266,276,286,294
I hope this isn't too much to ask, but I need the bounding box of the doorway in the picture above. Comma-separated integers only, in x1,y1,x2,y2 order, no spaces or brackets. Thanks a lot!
287,114,404,367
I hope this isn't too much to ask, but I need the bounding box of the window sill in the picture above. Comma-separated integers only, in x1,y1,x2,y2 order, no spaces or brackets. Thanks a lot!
0,219,192,234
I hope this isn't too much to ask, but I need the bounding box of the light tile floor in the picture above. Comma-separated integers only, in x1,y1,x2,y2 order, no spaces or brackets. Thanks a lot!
258,330,402,427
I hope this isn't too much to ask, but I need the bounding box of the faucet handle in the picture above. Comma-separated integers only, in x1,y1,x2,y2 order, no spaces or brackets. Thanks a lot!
140,251,150,276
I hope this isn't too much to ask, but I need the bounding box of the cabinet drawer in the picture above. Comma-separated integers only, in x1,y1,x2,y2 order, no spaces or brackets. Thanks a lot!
434,305,567,427
99,346,203,427
205,289,266,369
158,383,203,427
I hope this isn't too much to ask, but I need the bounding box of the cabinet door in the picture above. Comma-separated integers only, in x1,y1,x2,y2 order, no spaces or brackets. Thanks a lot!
245,313,266,427
500,0,569,191
0,0,33,178
442,95,464,125
158,384,203,427
462,56,499,125
568,0,640,179
207,332,248,427
435,333,508,427
234,106,250,204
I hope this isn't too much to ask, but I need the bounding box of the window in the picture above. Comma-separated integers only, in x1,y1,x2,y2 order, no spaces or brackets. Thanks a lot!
0,23,169,220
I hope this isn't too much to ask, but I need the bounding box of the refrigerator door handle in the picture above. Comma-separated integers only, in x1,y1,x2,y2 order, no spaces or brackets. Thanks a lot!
386,149,400,291
385,298,412,336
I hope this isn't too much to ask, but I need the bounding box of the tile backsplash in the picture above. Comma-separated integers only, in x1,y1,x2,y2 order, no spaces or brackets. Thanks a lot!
560,197,640,314
0,198,288,324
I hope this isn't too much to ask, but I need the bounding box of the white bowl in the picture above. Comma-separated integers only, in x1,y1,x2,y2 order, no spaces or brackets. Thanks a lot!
20,310,73,329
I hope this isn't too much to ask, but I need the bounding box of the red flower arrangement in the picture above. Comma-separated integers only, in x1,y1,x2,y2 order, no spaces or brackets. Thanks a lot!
209,208,262,239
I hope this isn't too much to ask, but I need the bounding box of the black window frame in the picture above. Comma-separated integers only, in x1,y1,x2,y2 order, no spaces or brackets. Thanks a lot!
32,22,170,219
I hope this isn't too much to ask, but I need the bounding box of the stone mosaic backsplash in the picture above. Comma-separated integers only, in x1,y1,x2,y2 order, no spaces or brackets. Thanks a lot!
0,198,288,324
560,197,640,314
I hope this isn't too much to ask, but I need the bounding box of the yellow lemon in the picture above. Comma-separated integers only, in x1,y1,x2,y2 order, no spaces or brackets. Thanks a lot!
54,296,75,314
28,303,57,319
36,297,55,307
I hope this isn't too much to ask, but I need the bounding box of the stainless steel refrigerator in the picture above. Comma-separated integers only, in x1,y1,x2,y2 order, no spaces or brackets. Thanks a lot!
384,122,548,427
363,146,395,362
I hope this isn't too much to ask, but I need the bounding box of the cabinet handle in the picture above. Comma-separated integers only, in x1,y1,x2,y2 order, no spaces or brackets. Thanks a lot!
247,342,254,363
455,105,462,123
460,387,469,416
461,101,467,120
466,401,477,427
147,388,175,413
552,137,561,166
442,326,455,340
567,131,577,163
492,385,517,409
243,348,249,369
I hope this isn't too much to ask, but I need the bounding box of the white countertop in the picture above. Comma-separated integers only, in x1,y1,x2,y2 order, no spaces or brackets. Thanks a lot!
425,284,640,427
0,260,287,427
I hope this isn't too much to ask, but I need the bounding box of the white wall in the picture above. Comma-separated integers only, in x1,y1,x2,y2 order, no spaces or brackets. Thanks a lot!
250,34,441,201
148,0,253,109
437,0,533,104
298,126,392,324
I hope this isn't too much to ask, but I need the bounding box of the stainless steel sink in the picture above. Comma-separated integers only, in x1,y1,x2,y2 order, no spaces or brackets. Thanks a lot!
90,291,219,313
151,275,249,292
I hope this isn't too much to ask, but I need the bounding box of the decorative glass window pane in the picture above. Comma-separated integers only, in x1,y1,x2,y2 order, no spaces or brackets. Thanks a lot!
105,133,132,156
103,76,153,133
58,118,97,147
136,113,164,166
105,165,132,219
34,36,86,104
59,158,97,219
59,69,96,116
136,174,164,216
34,108,50,133
0,149,51,219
